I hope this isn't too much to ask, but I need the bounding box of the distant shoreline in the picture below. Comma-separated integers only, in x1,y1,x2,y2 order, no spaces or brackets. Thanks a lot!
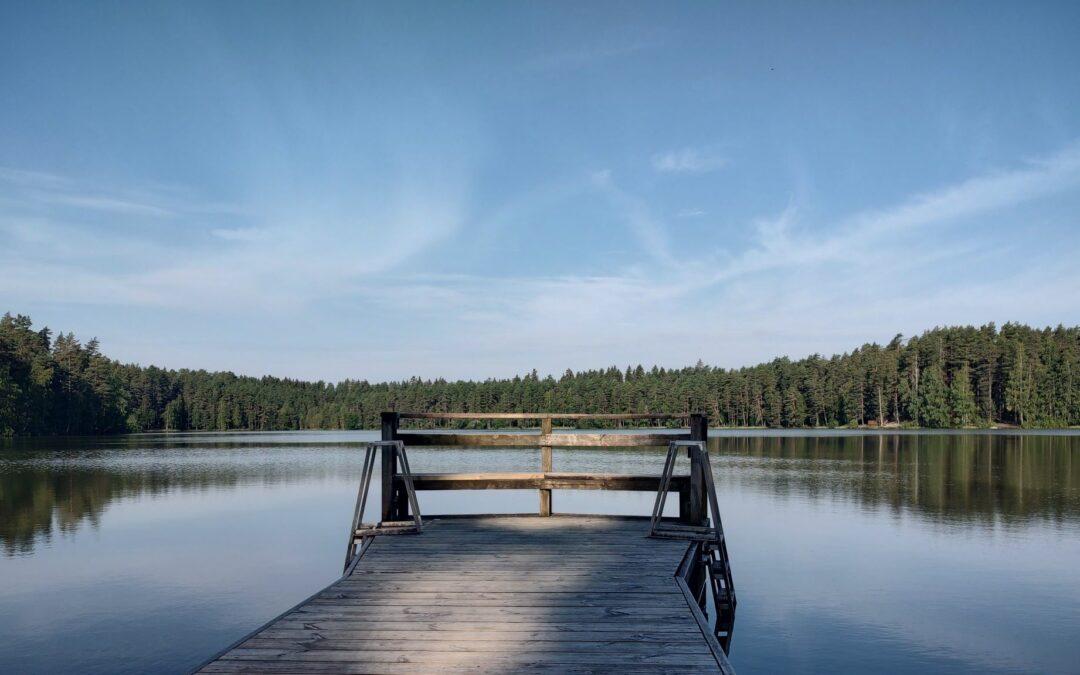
7,424,1080,440
5,313,1080,436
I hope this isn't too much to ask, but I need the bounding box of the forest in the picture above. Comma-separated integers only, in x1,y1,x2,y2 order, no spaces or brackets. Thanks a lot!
1,312,1078,435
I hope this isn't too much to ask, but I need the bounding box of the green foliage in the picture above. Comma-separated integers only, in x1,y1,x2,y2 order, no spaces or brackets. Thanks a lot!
162,396,187,431
1004,341,1035,426
1,312,1079,435
918,367,950,428
948,363,979,427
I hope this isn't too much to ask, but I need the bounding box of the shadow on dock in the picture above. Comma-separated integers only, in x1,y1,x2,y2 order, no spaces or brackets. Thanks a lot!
197,514,734,674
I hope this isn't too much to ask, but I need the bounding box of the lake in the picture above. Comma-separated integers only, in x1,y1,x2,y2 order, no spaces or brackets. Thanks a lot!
1,430,1079,674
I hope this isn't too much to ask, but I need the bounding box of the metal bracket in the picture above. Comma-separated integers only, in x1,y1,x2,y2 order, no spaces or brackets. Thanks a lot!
649,440,735,606
344,441,423,571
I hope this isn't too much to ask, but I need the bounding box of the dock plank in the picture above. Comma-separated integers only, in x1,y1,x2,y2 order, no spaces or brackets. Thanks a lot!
197,515,728,673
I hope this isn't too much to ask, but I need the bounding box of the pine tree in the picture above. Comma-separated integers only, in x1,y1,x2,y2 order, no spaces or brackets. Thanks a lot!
163,396,187,431
919,367,950,428
948,363,978,427
1005,342,1034,426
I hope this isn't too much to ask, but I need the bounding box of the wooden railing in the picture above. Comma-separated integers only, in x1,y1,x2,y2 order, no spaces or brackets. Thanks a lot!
378,411,710,521
367,411,735,655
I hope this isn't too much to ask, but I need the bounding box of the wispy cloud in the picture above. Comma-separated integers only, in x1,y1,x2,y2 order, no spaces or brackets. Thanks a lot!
0,156,470,313
0,165,230,220
525,32,663,70
676,208,706,218
210,227,263,241
46,194,178,217
0,167,70,188
589,169,674,266
410,141,1080,378
652,147,727,174
705,140,1080,286
4,141,1080,380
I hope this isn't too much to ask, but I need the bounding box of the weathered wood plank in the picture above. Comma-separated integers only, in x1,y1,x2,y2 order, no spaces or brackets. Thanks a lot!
306,593,691,608
398,412,689,421
282,611,698,623
264,619,700,633
286,607,700,621
358,542,684,554
353,553,681,564
219,648,721,666
328,578,678,587
374,525,675,537
341,557,679,566
199,515,725,674
539,417,553,515
338,573,678,584
252,629,710,643
340,564,682,575
411,514,658,527
397,432,691,447
355,547,682,555
360,536,683,548
240,638,713,654
394,471,691,492
362,534,682,548
202,662,706,674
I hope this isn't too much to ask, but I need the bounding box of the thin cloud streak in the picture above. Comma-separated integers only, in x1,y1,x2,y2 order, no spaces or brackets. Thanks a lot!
1,111,476,308
589,169,675,266
3,141,1080,380
45,194,178,217
704,140,1080,287
0,166,242,220
524,31,664,70
652,147,727,173
211,227,263,242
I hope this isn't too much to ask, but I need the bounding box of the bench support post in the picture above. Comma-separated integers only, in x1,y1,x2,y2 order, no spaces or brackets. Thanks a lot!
380,411,399,522
539,416,553,516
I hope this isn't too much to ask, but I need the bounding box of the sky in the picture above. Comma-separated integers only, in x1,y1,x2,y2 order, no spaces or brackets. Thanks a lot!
2,1,1079,382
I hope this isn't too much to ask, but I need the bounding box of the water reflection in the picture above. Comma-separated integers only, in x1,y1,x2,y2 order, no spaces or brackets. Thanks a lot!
3,432,1077,556
707,434,1080,527
0,444,369,557
1,431,1079,674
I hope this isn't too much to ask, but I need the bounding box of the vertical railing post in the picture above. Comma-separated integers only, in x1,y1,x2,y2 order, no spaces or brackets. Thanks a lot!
689,413,708,526
688,414,710,609
380,411,399,522
539,415,553,516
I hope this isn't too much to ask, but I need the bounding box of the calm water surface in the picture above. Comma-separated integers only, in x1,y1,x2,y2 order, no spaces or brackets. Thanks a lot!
1,430,1079,674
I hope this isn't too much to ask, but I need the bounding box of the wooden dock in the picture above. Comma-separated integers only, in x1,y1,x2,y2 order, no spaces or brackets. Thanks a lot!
198,515,732,674
197,413,736,674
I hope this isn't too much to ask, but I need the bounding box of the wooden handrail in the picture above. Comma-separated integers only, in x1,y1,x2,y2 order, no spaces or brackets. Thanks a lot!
392,472,692,492
398,412,690,420
377,411,710,522
397,432,691,447
356,411,735,661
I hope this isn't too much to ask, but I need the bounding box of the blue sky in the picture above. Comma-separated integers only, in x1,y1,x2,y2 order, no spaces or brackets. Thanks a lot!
2,1,1079,381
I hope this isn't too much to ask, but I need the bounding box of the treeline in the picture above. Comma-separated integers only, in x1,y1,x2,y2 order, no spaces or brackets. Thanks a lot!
1,312,1078,435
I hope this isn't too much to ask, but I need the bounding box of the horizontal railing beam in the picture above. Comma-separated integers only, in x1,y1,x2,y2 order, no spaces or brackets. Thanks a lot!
397,432,692,447
397,412,689,420
392,472,691,492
